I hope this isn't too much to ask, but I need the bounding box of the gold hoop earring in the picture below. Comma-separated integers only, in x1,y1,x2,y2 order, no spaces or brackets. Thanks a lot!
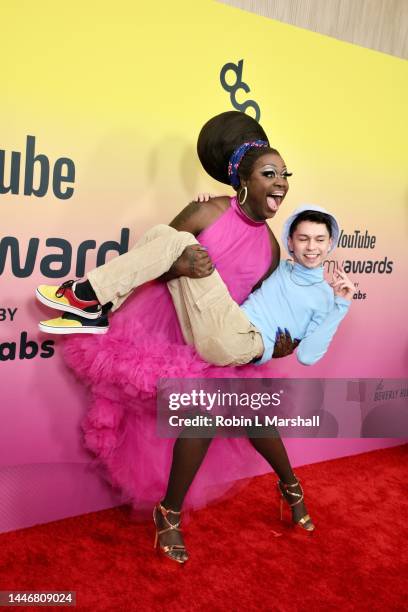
238,186,248,206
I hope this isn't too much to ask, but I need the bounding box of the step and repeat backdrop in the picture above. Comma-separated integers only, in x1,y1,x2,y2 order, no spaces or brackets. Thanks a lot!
1,0,407,532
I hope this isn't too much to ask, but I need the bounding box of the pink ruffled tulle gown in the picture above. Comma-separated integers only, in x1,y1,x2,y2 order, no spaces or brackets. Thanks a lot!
64,196,277,514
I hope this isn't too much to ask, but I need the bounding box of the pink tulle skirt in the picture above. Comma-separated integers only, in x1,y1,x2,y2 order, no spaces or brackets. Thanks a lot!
64,281,276,515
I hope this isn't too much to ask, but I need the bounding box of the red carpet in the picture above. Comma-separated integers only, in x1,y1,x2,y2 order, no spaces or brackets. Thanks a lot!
1,445,407,611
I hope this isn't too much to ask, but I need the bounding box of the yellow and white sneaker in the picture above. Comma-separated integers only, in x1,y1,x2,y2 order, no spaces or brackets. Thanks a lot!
39,312,109,335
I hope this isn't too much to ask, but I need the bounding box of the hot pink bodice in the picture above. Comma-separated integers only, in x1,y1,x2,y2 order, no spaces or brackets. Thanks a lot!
197,196,272,304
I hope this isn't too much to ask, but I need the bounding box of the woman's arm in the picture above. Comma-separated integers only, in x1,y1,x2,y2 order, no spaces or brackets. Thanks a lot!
160,197,230,281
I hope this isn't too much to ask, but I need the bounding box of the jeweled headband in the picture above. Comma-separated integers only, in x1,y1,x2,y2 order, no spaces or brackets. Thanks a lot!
227,140,269,188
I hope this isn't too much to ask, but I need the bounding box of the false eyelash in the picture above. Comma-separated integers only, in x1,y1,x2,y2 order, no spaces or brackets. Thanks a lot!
262,170,293,178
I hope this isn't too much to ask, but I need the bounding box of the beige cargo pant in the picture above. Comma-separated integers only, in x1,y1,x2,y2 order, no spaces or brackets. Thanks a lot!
87,224,264,366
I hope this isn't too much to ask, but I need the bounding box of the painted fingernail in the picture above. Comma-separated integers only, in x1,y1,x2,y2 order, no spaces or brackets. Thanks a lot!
284,328,290,335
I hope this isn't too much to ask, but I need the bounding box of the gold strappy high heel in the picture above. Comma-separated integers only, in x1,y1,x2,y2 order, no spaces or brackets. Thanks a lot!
153,502,189,564
277,476,315,533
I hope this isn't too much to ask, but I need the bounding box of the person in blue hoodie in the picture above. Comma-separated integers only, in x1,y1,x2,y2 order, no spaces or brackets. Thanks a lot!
240,204,353,366
38,204,354,368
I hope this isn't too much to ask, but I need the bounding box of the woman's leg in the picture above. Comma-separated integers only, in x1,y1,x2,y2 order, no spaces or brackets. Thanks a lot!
154,436,213,562
162,436,213,510
247,430,313,528
156,427,314,562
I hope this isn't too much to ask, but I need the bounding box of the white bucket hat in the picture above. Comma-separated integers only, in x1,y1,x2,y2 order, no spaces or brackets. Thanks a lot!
281,204,340,254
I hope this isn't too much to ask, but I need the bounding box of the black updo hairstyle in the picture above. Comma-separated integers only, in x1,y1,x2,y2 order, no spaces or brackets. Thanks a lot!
197,111,279,190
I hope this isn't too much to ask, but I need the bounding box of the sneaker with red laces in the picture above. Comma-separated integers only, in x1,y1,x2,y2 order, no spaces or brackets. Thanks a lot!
36,280,102,319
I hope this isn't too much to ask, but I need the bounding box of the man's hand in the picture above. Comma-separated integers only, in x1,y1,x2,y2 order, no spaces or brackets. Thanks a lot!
196,193,217,202
272,328,300,358
169,245,214,279
330,267,355,301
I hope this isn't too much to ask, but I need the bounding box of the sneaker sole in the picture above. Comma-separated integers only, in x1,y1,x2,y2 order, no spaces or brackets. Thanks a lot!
36,288,102,320
38,322,108,335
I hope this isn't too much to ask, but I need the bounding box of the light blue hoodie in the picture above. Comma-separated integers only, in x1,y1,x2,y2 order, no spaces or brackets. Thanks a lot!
240,205,350,365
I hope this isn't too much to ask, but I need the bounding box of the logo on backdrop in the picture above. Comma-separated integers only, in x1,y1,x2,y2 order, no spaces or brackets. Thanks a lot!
0,229,130,279
0,135,130,281
0,136,75,200
324,228,394,301
0,135,131,361
220,59,261,121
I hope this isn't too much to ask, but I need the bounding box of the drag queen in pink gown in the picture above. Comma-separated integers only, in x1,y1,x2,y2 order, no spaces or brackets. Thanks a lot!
63,112,314,563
